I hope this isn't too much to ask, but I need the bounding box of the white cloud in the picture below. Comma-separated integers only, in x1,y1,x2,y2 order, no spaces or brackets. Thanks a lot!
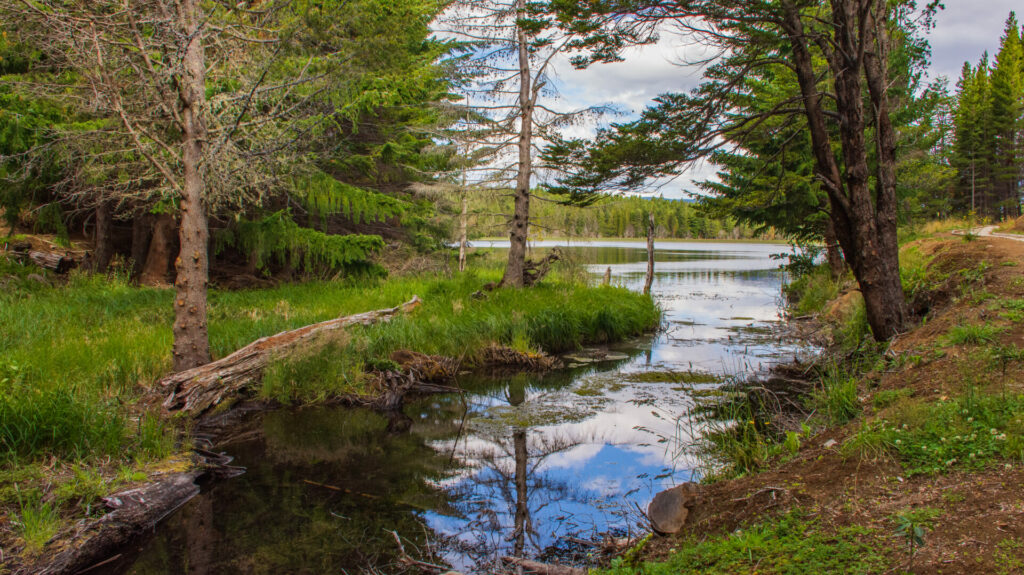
927,0,1020,82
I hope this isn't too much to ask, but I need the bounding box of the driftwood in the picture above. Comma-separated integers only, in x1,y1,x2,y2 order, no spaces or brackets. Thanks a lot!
27,471,204,575
501,556,586,575
160,296,422,415
8,244,78,273
522,248,561,287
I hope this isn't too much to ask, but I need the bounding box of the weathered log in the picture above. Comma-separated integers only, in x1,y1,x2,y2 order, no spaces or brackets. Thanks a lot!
522,247,561,288
27,471,203,575
13,249,77,273
501,556,586,575
160,296,422,415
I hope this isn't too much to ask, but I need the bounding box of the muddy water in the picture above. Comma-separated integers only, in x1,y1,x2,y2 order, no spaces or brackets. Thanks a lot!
111,241,811,575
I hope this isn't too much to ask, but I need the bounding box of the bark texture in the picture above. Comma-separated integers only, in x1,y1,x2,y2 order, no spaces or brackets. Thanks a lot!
459,191,469,272
27,472,203,575
644,210,655,295
823,218,845,280
501,0,534,288
172,0,212,371
92,200,114,273
130,212,152,279
139,213,175,286
160,297,422,415
779,0,906,340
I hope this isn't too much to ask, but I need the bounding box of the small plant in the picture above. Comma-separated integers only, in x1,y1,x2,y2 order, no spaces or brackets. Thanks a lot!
945,322,1006,346
994,538,1024,575
54,465,108,515
872,388,914,410
941,490,965,504
783,430,801,455
812,363,861,424
13,491,60,553
893,507,940,571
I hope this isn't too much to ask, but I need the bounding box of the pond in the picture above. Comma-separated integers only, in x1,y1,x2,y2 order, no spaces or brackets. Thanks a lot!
109,240,812,574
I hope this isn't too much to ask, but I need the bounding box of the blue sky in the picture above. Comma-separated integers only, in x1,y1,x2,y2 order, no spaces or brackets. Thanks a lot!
543,0,1021,198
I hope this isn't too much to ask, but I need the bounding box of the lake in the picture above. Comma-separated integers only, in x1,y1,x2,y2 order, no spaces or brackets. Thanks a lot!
110,240,811,574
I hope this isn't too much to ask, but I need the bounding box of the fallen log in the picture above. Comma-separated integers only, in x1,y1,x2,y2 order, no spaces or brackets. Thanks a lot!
10,248,78,273
501,556,586,575
28,471,204,575
160,296,421,415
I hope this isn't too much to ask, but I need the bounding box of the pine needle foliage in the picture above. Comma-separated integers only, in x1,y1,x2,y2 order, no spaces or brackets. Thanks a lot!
299,171,407,224
215,211,385,274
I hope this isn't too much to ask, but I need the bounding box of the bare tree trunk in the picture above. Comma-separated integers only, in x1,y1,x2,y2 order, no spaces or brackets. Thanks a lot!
140,213,175,286
131,212,152,280
172,0,212,372
92,200,114,273
643,210,655,295
458,190,469,272
823,217,845,280
501,0,533,288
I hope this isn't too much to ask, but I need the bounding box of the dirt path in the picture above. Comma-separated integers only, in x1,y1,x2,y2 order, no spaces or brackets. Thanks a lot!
953,224,1024,243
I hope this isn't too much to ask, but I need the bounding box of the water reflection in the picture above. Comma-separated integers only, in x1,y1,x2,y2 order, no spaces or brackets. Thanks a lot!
112,241,809,574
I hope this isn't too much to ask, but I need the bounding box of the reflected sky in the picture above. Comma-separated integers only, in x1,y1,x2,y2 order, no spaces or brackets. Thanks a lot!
111,241,810,575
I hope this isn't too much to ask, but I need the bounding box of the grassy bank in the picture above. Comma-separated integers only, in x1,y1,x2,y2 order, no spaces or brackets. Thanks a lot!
608,227,1024,574
0,255,658,561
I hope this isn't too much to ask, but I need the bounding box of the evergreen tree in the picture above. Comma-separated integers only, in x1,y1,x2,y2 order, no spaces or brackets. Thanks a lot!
989,13,1024,217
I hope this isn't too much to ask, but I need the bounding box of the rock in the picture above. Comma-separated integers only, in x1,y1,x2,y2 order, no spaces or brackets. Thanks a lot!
823,439,838,449
647,482,700,534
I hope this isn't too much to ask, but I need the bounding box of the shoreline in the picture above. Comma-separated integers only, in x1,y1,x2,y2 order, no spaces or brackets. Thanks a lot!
4,274,660,575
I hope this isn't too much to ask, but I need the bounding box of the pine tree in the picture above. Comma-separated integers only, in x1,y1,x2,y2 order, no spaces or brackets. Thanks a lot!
989,13,1024,217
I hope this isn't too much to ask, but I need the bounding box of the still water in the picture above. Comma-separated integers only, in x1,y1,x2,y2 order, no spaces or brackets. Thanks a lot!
111,240,809,574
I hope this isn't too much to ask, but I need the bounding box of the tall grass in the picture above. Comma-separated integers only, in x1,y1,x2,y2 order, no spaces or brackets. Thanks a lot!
1,265,659,460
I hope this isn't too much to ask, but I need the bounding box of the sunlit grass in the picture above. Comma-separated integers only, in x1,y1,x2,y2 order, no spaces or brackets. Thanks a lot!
1,264,658,461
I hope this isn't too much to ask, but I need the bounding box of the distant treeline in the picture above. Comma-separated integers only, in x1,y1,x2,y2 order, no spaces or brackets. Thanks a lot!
465,193,764,240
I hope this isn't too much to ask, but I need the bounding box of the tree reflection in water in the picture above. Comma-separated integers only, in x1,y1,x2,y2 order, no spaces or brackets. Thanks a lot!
427,373,637,573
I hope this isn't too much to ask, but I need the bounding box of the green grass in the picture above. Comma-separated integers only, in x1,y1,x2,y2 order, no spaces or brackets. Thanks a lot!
944,323,1007,346
12,495,60,554
0,265,659,461
845,389,1024,475
259,275,660,403
811,362,861,424
785,267,842,317
597,510,889,574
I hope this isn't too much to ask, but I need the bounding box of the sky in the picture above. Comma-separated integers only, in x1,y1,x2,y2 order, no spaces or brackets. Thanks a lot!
539,0,1022,199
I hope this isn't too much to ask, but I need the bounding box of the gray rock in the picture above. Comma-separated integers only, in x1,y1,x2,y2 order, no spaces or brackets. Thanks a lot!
647,482,700,534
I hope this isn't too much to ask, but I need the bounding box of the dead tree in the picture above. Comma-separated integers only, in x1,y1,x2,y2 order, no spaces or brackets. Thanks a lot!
438,0,611,287
10,1,330,368
160,297,421,415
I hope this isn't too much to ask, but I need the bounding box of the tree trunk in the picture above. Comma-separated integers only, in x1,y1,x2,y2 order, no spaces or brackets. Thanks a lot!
643,210,655,295
780,0,906,341
139,213,175,286
458,191,469,272
92,200,114,273
130,212,152,280
823,217,845,280
501,0,533,288
172,0,212,372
